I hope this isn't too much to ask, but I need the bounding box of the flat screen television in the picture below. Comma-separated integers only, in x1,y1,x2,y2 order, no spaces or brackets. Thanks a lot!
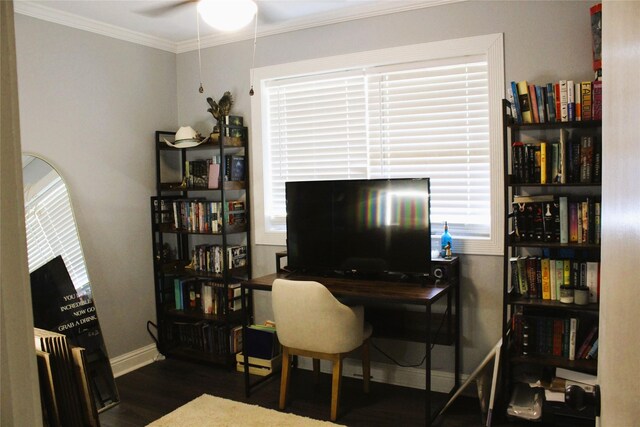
286,178,431,278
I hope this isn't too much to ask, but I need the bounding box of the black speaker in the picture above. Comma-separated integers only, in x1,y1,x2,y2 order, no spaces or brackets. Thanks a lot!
431,257,458,282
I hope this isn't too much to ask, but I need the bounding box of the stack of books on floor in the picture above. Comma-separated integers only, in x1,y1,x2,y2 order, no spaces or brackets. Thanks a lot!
236,323,282,376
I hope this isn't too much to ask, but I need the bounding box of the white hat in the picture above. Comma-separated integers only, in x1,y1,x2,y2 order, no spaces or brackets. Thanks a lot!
163,126,204,148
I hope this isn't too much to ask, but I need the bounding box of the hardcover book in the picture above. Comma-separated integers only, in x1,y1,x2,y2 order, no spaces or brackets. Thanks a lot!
581,81,592,121
546,83,556,122
559,80,568,122
592,80,602,120
517,81,533,124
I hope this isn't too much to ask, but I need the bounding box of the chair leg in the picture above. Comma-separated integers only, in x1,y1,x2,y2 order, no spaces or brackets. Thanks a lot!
279,347,291,410
313,358,321,385
330,355,343,422
362,338,370,394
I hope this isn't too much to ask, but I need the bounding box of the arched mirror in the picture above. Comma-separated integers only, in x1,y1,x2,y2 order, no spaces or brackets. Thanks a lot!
22,154,119,412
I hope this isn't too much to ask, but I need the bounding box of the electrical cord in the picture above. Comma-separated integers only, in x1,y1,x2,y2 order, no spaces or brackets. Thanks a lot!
371,305,450,368
146,320,159,346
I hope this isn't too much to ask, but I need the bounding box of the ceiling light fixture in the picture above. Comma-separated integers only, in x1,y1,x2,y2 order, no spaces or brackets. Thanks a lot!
197,0,257,32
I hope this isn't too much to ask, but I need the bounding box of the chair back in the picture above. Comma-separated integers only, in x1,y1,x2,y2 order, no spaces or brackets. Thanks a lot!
272,279,365,354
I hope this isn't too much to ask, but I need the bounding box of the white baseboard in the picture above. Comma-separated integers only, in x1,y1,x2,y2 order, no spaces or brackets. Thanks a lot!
295,357,468,393
110,344,162,378
110,345,468,393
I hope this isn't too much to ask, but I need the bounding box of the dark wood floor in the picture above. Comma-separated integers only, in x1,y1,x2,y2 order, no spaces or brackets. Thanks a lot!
98,357,534,427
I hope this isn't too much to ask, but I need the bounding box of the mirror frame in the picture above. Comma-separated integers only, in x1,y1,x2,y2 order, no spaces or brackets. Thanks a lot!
22,152,120,413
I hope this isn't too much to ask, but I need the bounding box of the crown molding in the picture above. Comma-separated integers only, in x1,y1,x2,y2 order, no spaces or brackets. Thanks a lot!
14,1,178,53
14,0,465,55
176,0,465,53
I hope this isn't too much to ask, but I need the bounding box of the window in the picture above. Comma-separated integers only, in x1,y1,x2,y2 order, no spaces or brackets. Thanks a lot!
251,34,504,255
24,175,89,292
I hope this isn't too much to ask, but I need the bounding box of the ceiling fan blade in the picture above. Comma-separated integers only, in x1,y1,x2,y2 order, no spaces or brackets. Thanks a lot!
136,0,196,17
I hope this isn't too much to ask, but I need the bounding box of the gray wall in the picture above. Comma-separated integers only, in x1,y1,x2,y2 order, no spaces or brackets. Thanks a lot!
15,15,178,358
12,1,595,374
176,0,594,373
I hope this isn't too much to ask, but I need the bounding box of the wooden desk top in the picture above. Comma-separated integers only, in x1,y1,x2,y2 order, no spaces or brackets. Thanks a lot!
242,272,450,305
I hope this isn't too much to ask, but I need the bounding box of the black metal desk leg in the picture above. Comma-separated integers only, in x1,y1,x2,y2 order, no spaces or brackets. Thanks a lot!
455,283,461,389
425,302,432,427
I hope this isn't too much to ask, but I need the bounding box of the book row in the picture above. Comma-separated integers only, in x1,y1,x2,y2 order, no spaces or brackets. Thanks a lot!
507,80,602,125
168,320,238,356
511,132,601,184
169,199,246,234
189,244,248,274
512,195,601,245
512,312,598,361
173,278,243,314
510,257,600,303
183,155,245,189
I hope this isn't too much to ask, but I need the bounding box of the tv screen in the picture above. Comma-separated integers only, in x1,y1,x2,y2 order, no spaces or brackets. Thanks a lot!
286,178,431,277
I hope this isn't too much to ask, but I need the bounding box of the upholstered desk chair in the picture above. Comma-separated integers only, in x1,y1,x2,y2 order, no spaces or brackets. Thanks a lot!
271,278,372,421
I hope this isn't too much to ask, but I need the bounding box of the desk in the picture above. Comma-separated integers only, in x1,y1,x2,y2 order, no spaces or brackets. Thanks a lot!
241,271,460,426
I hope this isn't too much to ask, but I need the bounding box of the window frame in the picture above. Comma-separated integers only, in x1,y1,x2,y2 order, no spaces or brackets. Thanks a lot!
250,33,504,255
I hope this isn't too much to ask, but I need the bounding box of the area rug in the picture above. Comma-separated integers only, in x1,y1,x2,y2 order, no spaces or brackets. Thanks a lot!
146,394,344,427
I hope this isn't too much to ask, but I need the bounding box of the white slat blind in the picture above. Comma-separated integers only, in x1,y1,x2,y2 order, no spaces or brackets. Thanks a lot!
24,176,89,291
367,58,490,237
265,71,367,228
264,56,491,239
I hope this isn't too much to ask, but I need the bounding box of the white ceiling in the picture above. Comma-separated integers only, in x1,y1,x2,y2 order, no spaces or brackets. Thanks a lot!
14,0,459,53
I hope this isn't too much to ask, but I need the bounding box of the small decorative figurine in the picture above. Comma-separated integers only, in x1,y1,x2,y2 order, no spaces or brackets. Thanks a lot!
206,92,234,134
440,221,453,259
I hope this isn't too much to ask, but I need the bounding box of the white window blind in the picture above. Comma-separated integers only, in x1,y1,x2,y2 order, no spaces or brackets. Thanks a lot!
366,58,490,238
24,176,89,291
265,57,490,239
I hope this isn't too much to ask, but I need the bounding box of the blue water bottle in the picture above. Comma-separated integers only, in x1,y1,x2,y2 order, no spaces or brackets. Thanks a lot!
440,221,453,259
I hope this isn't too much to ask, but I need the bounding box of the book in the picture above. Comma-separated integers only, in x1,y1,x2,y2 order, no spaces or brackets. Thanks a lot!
555,260,564,301
554,83,561,121
535,85,546,123
512,141,525,183
542,199,558,242
592,80,602,120
517,81,533,124
555,367,596,386
509,82,522,124
580,136,593,183
567,80,575,121
590,3,602,72
207,162,220,189
559,80,568,122
529,83,539,123
223,115,244,126
574,82,581,121
539,141,547,183
513,194,555,204
541,258,551,300
516,256,529,296
569,202,579,242
581,81,592,120
236,352,282,376
586,261,599,303
558,128,568,183
586,338,599,359
546,83,556,122
550,143,559,183
576,326,598,359
568,317,578,361
559,196,568,244
230,155,246,181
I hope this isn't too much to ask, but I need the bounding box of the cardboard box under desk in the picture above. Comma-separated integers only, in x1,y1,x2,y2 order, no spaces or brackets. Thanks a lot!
235,352,282,376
